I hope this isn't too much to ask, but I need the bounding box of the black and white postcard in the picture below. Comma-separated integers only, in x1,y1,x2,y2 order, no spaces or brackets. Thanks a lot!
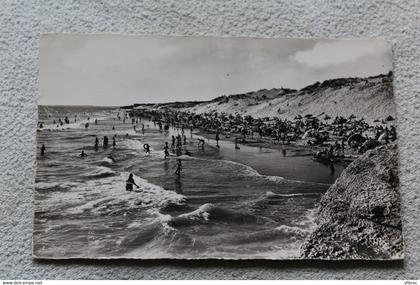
34,34,403,260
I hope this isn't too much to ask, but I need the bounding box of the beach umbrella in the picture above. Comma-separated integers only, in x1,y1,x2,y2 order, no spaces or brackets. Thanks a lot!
363,138,381,150
347,133,366,146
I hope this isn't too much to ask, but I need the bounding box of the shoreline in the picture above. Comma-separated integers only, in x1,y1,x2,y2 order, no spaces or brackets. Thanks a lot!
192,128,356,169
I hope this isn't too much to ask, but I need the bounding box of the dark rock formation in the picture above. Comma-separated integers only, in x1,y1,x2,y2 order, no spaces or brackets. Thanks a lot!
301,144,403,259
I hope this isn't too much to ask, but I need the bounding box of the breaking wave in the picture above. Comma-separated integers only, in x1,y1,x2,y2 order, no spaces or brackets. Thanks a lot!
265,191,321,198
37,172,186,216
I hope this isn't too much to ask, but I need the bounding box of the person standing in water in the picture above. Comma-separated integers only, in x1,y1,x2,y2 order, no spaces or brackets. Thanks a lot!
79,150,88,157
171,135,176,149
103,136,109,148
164,142,170,159
40,144,46,157
174,159,182,176
126,173,139,191
112,135,116,148
197,138,205,150
234,137,240,149
94,136,99,151
215,131,220,148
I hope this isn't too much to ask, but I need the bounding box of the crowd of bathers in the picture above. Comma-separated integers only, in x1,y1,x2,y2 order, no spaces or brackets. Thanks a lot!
37,108,397,191
129,107,397,160
38,112,187,192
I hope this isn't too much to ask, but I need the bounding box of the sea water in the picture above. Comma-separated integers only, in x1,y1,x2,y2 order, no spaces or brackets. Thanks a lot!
33,106,339,259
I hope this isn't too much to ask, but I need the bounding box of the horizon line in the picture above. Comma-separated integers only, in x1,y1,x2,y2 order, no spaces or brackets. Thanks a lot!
38,71,392,107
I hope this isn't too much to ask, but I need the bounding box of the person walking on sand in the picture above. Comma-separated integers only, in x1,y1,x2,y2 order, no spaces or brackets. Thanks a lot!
40,144,46,157
126,173,139,191
174,159,182,176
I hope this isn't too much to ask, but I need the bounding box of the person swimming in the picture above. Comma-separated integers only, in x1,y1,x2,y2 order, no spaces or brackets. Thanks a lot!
143,143,151,154
126,173,139,191
79,150,88,158
184,149,191,156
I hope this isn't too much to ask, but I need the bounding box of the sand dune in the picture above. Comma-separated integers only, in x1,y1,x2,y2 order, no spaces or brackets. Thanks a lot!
181,72,394,124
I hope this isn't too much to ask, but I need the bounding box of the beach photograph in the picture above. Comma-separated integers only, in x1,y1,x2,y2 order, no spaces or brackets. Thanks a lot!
33,34,403,260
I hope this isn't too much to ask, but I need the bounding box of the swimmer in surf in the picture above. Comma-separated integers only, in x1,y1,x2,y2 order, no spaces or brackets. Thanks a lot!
143,143,151,154
126,173,139,191
79,150,88,157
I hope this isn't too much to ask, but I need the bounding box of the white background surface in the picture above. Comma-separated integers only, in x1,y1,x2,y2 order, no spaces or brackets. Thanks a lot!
0,0,419,279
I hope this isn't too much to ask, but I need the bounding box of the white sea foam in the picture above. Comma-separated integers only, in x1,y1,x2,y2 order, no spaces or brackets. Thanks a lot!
275,225,309,239
35,182,60,189
265,191,321,198
101,157,114,164
220,159,285,182
83,166,115,177
177,203,214,222
36,172,186,215
120,139,143,150
35,181,79,190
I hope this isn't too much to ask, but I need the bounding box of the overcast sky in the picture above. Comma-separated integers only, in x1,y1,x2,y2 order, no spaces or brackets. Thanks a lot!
38,34,392,106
